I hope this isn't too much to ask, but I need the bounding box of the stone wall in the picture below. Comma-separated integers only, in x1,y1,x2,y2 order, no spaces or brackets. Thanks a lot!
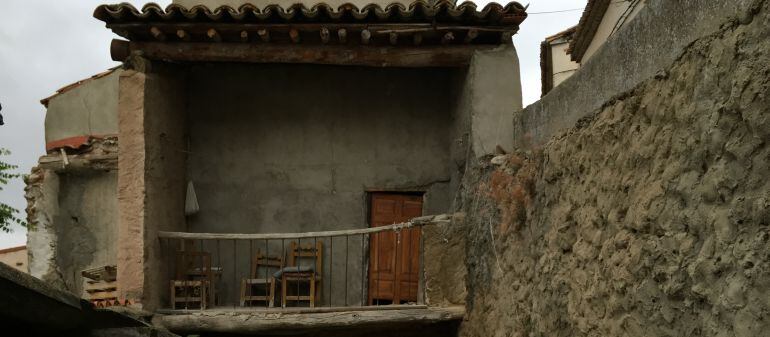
458,1,770,336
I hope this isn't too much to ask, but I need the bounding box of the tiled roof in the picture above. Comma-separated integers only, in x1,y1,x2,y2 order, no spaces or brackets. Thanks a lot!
94,1,527,26
40,67,119,107
568,0,610,63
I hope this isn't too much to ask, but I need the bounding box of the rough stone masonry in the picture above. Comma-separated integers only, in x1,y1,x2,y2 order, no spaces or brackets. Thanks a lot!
457,0,770,336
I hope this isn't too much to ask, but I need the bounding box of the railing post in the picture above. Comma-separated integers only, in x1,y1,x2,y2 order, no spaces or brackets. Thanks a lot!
417,227,425,305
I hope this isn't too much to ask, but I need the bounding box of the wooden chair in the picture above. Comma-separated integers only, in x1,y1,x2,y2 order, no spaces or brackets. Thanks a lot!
281,241,323,308
170,251,213,309
240,251,283,307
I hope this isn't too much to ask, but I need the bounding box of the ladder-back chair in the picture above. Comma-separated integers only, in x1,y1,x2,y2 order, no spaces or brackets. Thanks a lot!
240,251,283,307
280,241,323,308
170,251,214,309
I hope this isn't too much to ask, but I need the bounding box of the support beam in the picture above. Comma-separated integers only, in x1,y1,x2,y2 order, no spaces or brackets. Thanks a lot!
289,29,300,43
239,30,249,42
337,28,347,43
206,28,221,42
442,32,455,45
110,39,493,67
413,33,423,46
149,27,165,41
257,29,270,42
176,29,190,41
320,27,330,44
389,32,398,45
464,29,478,43
361,29,371,45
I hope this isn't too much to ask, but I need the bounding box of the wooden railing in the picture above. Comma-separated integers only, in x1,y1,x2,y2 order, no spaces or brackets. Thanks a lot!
158,214,450,311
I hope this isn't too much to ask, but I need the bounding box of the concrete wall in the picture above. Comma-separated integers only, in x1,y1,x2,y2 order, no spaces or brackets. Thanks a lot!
514,0,756,147
45,71,120,145
54,172,119,296
0,247,28,273
185,63,458,305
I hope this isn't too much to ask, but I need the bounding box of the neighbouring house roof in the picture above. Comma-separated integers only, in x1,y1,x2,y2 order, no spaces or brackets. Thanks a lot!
541,26,576,96
94,1,527,67
568,0,610,63
40,67,119,108
0,246,26,255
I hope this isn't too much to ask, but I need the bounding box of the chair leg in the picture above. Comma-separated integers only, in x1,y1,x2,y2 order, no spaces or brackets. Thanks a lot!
281,276,287,308
240,279,246,307
309,276,316,308
269,279,276,308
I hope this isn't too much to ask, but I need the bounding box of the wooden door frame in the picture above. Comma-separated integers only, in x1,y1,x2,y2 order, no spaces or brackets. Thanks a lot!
365,190,425,305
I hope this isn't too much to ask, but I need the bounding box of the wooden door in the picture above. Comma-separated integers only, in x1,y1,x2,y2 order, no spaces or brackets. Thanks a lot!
368,193,422,304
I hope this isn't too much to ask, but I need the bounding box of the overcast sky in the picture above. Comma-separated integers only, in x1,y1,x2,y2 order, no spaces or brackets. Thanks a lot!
0,0,586,249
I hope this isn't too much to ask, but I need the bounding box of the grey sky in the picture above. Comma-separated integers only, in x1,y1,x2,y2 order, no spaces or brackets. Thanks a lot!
0,0,585,248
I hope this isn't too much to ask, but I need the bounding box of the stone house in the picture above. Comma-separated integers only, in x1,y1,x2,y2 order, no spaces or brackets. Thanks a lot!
25,0,527,335
0,245,28,273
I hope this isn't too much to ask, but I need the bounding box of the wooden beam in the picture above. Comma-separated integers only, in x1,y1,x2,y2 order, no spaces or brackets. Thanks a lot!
361,29,371,45
158,214,452,240
110,39,491,67
464,29,478,43
289,29,300,43
38,153,118,172
389,32,398,45
320,27,330,44
207,28,221,42
337,28,347,43
442,32,455,45
176,29,191,41
413,33,423,46
156,306,465,334
257,29,270,42
150,27,165,41
240,30,249,42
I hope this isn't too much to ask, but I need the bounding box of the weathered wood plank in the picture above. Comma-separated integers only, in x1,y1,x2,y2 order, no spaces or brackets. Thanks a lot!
111,39,494,67
156,306,465,334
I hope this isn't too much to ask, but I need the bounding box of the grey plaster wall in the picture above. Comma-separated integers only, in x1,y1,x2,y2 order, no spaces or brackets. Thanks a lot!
45,70,120,144
515,0,759,147
457,44,522,156
54,171,119,296
185,64,459,306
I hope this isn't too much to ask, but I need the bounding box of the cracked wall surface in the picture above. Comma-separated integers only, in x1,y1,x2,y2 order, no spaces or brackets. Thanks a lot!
458,1,770,336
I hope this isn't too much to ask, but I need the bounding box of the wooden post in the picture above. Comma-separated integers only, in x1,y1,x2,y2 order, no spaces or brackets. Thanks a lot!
320,27,330,44
257,29,270,42
338,28,347,44
176,29,190,42
207,28,221,42
412,33,422,46
389,32,398,45
150,27,166,41
289,29,301,43
361,29,371,45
